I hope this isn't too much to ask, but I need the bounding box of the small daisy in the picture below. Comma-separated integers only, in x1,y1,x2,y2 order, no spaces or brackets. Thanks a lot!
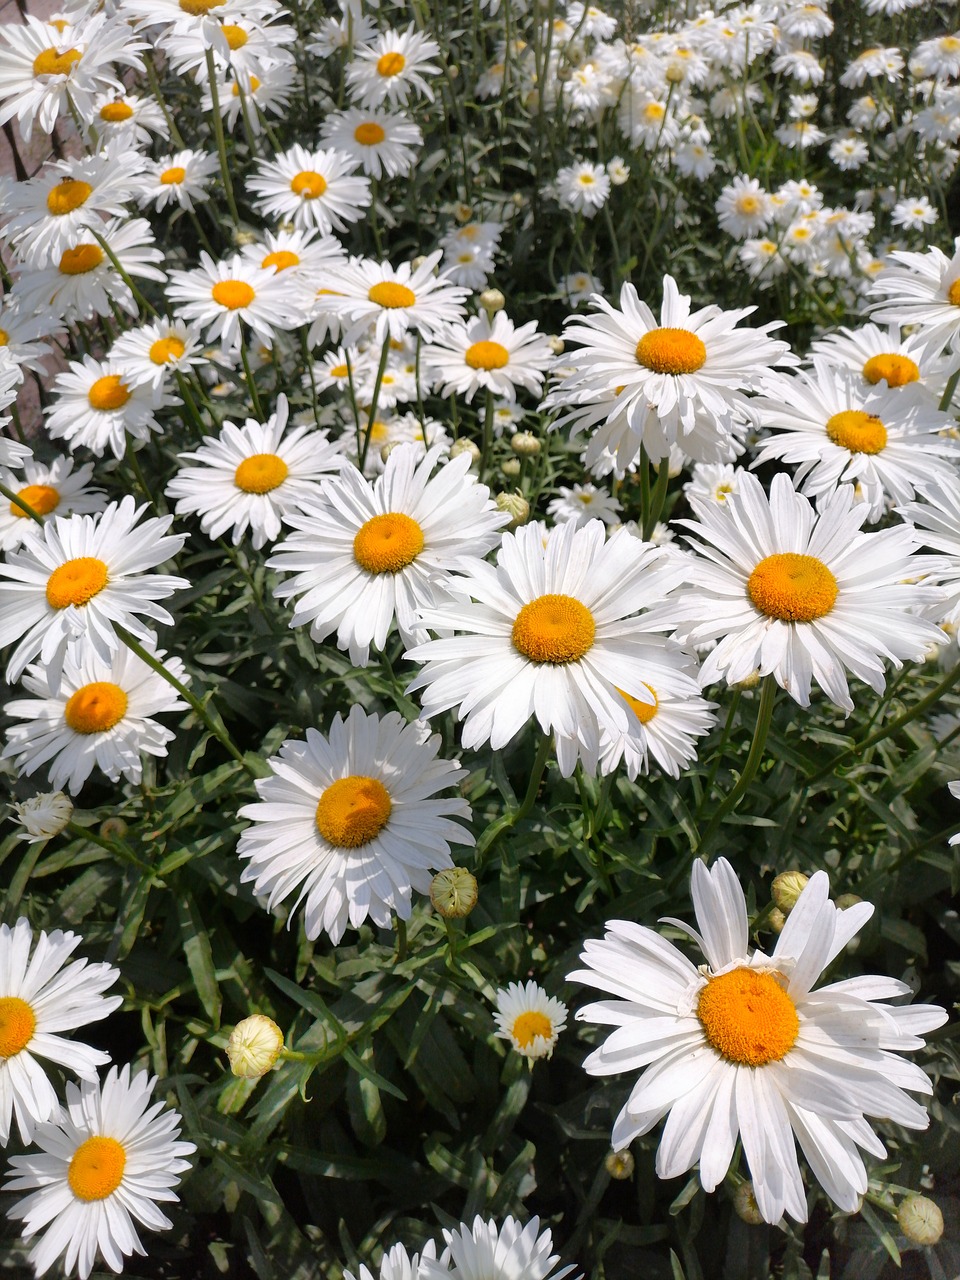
237,705,474,944
166,251,292,354
109,317,207,389
315,251,470,348
599,664,717,780
546,483,622,528
0,497,188,690
44,355,172,459
166,394,345,550
0,918,120,1145
83,91,168,150
868,236,960,353
319,107,423,179
344,26,441,109
420,1217,579,1280
135,149,218,212
559,272,604,306
494,981,568,1061
424,312,554,402
204,62,297,135
683,462,744,506
715,176,773,239
0,455,105,551
555,161,611,217
892,196,938,231
247,145,371,236
12,790,74,842
3,644,188,795
4,1064,196,1279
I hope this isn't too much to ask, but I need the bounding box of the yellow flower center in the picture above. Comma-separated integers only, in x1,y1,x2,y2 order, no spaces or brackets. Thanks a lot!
736,194,760,214
0,328,7,345
635,327,707,375
160,165,186,185
58,244,103,275
231,74,260,95
211,280,254,310
32,46,81,76
99,101,133,122
64,681,128,734
946,279,960,307
512,593,596,664
747,552,838,622
87,374,130,412
11,483,60,519
618,683,658,724
862,353,919,387
46,179,93,216
643,101,666,121
376,51,406,77
697,967,799,1066
290,170,327,199
261,250,299,271
368,281,416,309
353,512,424,573
149,336,186,364
315,775,392,847
354,121,386,145
67,1136,127,1202
46,556,109,610
825,409,887,454
465,340,509,370
234,452,289,493
329,363,349,377
512,1010,553,1048
0,997,36,1057
221,23,247,48
179,0,223,14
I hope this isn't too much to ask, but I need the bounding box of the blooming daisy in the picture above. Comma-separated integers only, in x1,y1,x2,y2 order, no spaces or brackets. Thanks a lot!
344,26,441,109
268,443,506,667
559,272,605,306
810,322,946,395
135,149,219,212
247,145,371,236
108,317,207,389
158,10,296,82
683,463,744,507
406,518,688,776
666,471,945,710
424,312,554,402
203,61,297,135
4,1064,196,1279
0,497,188,690
715,176,774,239
3,644,188,795
166,394,345,550
166,251,292,354
555,161,612,217
240,226,347,291
84,91,168,150
569,859,947,1224
44,355,172,459
898,481,960,627
0,455,105,551
319,107,423,179
314,251,470,347
493,981,568,1061
420,1217,579,1280
0,302,56,374
237,705,474,944
869,236,960,353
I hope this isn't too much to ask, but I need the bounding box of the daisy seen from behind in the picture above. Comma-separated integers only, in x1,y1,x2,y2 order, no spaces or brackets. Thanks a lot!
0,918,120,1146
494,981,568,1061
569,858,947,1224
424,311,554,402
237,704,474,945
4,1064,196,1279
420,1216,580,1280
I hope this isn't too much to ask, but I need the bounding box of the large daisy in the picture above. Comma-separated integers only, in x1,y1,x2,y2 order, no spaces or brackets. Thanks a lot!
166,251,292,354
344,26,441,109
313,251,470,347
898,480,960,627
246,144,371,235
423,312,554,402
0,455,105,552
237,704,474,944
868,235,960,353
569,859,947,1224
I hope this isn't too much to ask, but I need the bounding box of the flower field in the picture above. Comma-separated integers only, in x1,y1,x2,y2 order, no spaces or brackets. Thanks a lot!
0,0,959,1276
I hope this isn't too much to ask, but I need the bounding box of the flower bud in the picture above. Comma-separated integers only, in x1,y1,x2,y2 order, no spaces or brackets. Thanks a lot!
450,439,481,464
510,431,541,457
479,288,505,314
733,1181,765,1225
232,230,258,246
430,867,478,918
226,1015,284,1078
100,816,128,841
604,1149,634,1179
897,1195,944,1245
547,336,564,356
767,906,787,934
501,457,521,478
771,871,809,913
411,255,427,271
835,892,862,911
454,203,473,222
380,441,401,463
14,792,73,842
737,669,762,689
495,490,530,528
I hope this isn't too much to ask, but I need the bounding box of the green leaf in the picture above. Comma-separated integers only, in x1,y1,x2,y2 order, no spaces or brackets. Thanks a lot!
177,896,222,1028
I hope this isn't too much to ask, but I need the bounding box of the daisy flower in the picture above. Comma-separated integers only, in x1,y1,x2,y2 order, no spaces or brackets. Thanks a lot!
315,251,470,348
345,26,441,109
598,664,717,780
424,312,554,402
247,145,371,236
3,644,188,795
892,196,938,231
135,149,219,212
166,251,292,354
237,705,474,944
158,11,297,81
166,394,346,550
406,519,688,777
319,107,423,179
898,481,960,627
715,176,774,238
0,302,56,374
555,161,612,217
547,483,622,529
203,62,297,135
569,859,947,1224
683,463,743,506
810,322,944,394
559,272,604,306
667,471,945,710
493,981,568,1061
0,455,105,551
420,1217,579,1280
240,226,347,289
0,497,188,690
4,1064,196,1279
44,355,173,460
109,317,207,389
268,443,506,667
0,918,120,1145
12,790,74,842
868,236,960,353
84,91,168,150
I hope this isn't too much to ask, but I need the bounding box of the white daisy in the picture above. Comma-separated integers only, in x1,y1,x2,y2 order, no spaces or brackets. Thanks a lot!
424,312,554,402
4,1064,196,1279
268,443,506,667
166,251,292,354
898,481,960,627
555,161,612,217
868,236,960,353
135,149,219,212
319,107,423,179
346,1241,438,1280
237,705,474,944
810,322,947,395
715,176,774,239
0,918,120,1145
108,317,207,389
493,981,568,1061
202,62,297,135
344,26,441,109
0,302,56,374
247,145,371,236
44,355,172,460
420,1216,579,1280
0,497,188,690
314,251,469,347
682,463,744,507
12,790,74,842
0,455,105,551
546,483,622,528
569,859,947,1224
83,92,168,150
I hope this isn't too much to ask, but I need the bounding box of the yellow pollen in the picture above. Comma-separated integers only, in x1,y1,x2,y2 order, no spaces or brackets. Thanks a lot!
368,281,416,309
353,512,424,573
149,336,185,364
45,556,109,610
947,279,960,307
32,46,81,76
99,101,133,122
234,452,288,493
67,1137,127,1202
354,121,386,145
464,340,509,370
862,352,920,388
64,681,128,734
211,279,254,310
368,420,390,442
50,18,69,32
698,967,799,1066
376,51,406,77
315,775,392,847
179,0,223,13
512,593,596,664
825,409,887,454
0,328,7,345
635,327,706,375
329,363,349,377
231,75,260,95
221,23,247,48
46,179,93,216
261,250,299,271
160,165,186,185
87,374,130,412
58,244,103,275
643,101,666,120
618,683,658,724
747,553,838,623
291,170,327,199
11,483,60,519
512,1010,553,1048
0,997,36,1058
736,194,760,214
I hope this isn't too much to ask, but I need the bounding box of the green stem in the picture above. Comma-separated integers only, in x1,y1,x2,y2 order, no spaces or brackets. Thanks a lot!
144,53,186,147
476,732,552,859
395,917,408,963
205,48,242,231
0,480,43,523
65,819,153,874
696,676,777,850
358,337,392,474
239,338,265,420
939,367,960,414
642,456,670,541
125,436,159,508
479,387,495,485
91,230,158,319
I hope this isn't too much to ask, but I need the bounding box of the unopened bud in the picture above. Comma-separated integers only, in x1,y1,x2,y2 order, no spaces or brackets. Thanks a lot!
14,792,73,842
411,255,427,271
450,438,481,464
380,441,401,463
737,669,762,690
604,1149,634,1179
232,230,258,246
836,893,862,911
501,457,521,477
447,63,459,79
495,490,530,528
454,203,473,222
510,431,540,457
100,817,128,841
479,288,505,314
771,871,809,913
733,1181,765,1225
226,1015,284,1078
430,867,478,918
767,906,787,934
548,336,564,355
897,1195,944,1245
